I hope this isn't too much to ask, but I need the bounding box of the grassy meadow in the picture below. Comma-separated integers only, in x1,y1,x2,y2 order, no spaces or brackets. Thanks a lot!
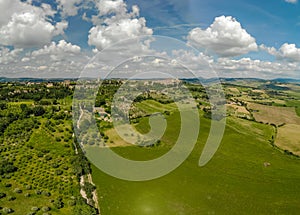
91,106,300,214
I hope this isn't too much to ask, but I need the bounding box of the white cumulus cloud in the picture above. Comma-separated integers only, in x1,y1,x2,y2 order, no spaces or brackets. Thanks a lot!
187,16,258,57
56,0,83,17
214,57,299,78
88,0,152,51
261,43,300,62
285,0,297,4
0,47,23,64
278,43,300,61
1,40,89,78
0,0,67,48
88,18,152,50
31,40,81,61
96,0,127,16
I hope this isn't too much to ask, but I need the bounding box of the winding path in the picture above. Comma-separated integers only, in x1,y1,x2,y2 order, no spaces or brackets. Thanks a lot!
75,104,101,214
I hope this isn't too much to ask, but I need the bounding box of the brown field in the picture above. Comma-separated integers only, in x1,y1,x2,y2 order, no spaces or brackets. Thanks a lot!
271,99,286,105
275,124,300,156
105,127,132,147
228,87,240,94
226,104,251,118
248,103,300,125
251,89,265,94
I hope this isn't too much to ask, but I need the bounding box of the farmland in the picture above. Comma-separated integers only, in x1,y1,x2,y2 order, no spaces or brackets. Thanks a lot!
87,79,300,215
276,124,300,156
1,78,300,214
247,103,300,125
0,82,98,215
92,112,300,214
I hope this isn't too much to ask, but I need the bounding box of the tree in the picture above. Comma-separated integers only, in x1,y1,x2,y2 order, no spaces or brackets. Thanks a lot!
20,104,33,118
2,207,14,214
73,203,98,215
53,198,64,209
0,159,17,175
33,106,45,116
0,192,6,199
20,103,28,111
0,102,7,110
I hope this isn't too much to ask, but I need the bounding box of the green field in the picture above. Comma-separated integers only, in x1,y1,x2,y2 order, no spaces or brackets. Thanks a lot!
91,109,300,214
2,80,300,214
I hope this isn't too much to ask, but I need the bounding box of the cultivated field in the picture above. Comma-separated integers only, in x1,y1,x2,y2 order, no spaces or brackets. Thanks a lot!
276,124,300,156
226,103,251,119
0,83,98,215
92,107,300,214
248,103,300,125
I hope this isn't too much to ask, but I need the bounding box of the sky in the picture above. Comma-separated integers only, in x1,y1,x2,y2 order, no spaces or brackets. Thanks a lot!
1,0,300,79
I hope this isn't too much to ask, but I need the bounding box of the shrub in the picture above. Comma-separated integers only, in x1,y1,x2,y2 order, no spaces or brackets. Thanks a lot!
40,149,50,154
42,191,51,197
42,206,50,212
0,192,6,199
13,188,22,193
37,152,44,157
44,155,52,161
52,163,59,168
55,170,63,176
8,196,16,201
31,206,39,211
4,183,12,187
68,200,76,206
2,207,14,214
33,106,45,116
53,199,64,209
0,159,17,175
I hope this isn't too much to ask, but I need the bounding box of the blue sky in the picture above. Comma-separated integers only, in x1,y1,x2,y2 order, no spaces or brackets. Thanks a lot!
58,0,300,49
0,0,300,78
188,0,300,47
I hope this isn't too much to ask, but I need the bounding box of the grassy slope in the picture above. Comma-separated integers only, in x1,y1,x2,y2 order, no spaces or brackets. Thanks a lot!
91,111,300,215
136,100,177,114
285,100,300,117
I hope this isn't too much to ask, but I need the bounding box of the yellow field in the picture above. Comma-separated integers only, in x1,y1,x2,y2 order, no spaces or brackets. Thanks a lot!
252,89,265,94
248,103,300,125
105,127,132,147
226,104,251,119
227,87,240,94
275,124,300,156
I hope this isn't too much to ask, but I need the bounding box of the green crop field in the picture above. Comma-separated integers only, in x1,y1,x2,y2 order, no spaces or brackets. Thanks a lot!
91,109,300,214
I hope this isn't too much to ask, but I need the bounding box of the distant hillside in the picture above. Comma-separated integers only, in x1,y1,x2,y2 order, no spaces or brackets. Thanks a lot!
0,77,78,83
0,76,299,84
